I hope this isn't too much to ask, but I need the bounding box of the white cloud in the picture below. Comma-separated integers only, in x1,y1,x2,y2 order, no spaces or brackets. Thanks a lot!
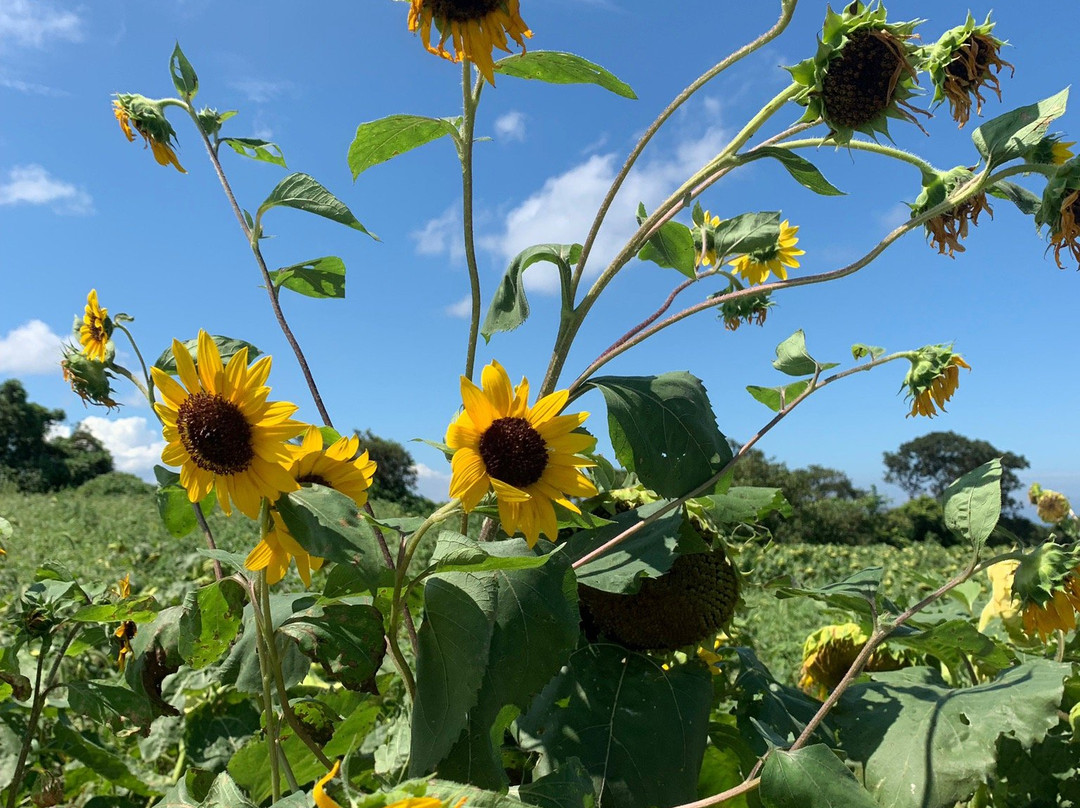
494,110,526,142
0,0,83,49
79,416,165,480
0,164,93,214
0,73,66,95
413,204,464,260
480,123,728,292
413,462,451,502
229,79,294,103
0,320,65,374
445,296,472,318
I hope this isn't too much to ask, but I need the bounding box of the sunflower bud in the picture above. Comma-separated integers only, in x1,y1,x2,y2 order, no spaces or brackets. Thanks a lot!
1026,135,1075,167
717,290,774,331
1028,482,1044,506
923,13,1012,128
112,93,186,173
61,347,120,410
901,345,970,418
1036,490,1072,524
909,167,991,257
1034,158,1080,269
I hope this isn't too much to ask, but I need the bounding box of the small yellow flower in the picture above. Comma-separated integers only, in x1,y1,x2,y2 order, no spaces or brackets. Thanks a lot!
79,289,112,363
112,94,186,173
408,0,532,86
903,348,971,418
245,426,377,586
697,210,723,267
446,360,596,547
115,621,137,672
151,331,305,520
728,220,803,286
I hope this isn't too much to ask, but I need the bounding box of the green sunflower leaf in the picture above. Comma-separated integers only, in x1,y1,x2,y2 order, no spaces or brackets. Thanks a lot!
169,42,198,101
71,595,159,625
257,172,377,239
347,114,461,179
482,243,581,341
942,459,1001,552
585,372,733,499
494,51,637,99
741,147,846,196
635,202,696,278
773,330,838,376
772,566,883,618
278,600,385,692
760,744,879,808
711,211,782,263
745,381,811,413
154,466,216,539
988,180,1042,216
269,256,346,299
53,723,156,796
221,137,287,168
972,87,1069,168
153,336,262,373
178,578,246,670
851,343,885,360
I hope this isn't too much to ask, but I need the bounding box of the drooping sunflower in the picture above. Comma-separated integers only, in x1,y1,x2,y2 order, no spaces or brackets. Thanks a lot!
408,0,532,85
695,210,723,267
924,13,1012,128
113,93,186,173
1012,543,1080,642
151,331,304,520
246,426,377,586
977,560,1021,633
797,623,910,700
79,289,112,363
446,360,597,547
910,167,991,257
1035,158,1080,269
787,2,925,144
901,345,970,418
728,220,804,285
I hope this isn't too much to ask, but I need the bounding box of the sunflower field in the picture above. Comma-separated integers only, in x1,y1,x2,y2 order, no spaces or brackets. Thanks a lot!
3,2,1080,807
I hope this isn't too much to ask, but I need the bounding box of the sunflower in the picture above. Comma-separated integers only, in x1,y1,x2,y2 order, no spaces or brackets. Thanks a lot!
408,0,532,85
151,331,304,520
696,210,723,267
910,167,992,257
902,346,970,418
112,94,186,173
798,623,909,700
977,560,1021,632
79,289,112,363
924,13,1012,128
728,220,804,285
446,360,597,547
1010,543,1080,642
245,426,377,586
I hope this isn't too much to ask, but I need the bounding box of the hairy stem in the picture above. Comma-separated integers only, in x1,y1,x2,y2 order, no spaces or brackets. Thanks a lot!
458,63,485,382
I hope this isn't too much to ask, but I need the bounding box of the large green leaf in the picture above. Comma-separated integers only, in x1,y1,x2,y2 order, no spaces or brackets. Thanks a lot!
348,114,460,178
494,51,636,99
436,540,580,789
563,501,684,593
178,578,246,670
988,180,1041,216
760,744,878,808
278,599,385,691
425,532,551,575
709,211,781,263
410,573,498,774
66,681,157,734
257,172,376,239
636,203,696,278
218,595,311,695
269,256,346,299
517,643,712,808
942,459,1001,551
889,619,1012,683
71,595,159,625
586,372,732,499
183,692,261,771
741,147,845,196
481,244,581,341
221,138,287,168
833,661,1069,808
275,485,392,593
53,722,155,796
154,468,215,539
972,88,1069,168
772,330,837,377
518,759,596,808
693,487,792,526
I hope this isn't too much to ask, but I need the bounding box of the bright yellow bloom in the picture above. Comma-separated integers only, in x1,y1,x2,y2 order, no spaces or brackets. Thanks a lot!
698,210,722,267
408,0,532,86
79,289,111,363
1022,581,1080,642
907,355,971,418
728,220,804,285
977,560,1020,631
1051,141,1076,166
447,360,597,547
245,426,377,586
314,760,343,808
151,331,304,520
112,96,186,173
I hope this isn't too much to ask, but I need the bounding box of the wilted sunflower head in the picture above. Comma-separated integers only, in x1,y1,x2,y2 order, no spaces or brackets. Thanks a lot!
112,93,186,173
787,2,925,144
1036,490,1072,524
1035,157,1080,269
901,344,970,418
798,623,909,700
716,289,774,331
923,13,1011,128
61,346,119,410
407,0,532,85
1012,543,1080,641
909,167,991,257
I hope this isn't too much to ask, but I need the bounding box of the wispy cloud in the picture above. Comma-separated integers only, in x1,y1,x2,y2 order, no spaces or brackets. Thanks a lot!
0,320,65,374
229,79,295,104
412,204,464,261
0,0,83,49
445,296,472,319
494,110,526,142
413,462,451,502
0,164,93,214
79,416,166,480
0,73,66,96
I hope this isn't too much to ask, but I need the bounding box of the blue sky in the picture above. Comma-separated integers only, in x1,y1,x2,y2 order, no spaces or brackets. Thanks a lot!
1,0,1077,512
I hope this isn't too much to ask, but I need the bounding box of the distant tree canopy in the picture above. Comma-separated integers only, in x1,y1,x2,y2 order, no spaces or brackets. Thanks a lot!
353,429,436,510
883,431,1029,514
0,379,113,492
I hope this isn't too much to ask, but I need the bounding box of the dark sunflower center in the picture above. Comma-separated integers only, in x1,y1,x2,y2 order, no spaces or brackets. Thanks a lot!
428,0,501,22
945,35,993,85
478,417,548,488
176,391,254,476
298,474,331,487
822,29,903,129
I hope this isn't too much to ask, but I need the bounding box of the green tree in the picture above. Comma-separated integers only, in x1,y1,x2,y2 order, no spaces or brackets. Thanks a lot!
354,428,436,511
883,431,1029,514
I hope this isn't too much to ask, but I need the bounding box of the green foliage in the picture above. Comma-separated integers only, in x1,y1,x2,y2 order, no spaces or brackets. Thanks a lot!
269,256,346,299
493,51,637,99
481,244,581,341
760,744,878,808
256,172,376,240
740,148,846,196
347,114,460,179
972,88,1069,168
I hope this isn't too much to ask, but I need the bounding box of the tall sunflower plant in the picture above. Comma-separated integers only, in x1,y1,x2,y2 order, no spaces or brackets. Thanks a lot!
9,2,1077,807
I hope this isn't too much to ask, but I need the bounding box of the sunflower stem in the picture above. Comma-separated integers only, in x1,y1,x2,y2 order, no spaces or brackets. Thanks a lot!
457,61,486,383
779,137,940,174
181,102,335,429
113,322,153,403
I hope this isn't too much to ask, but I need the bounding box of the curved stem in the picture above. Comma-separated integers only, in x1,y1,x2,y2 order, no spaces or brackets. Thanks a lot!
113,322,153,403
458,63,485,382
780,137,940,174
182,104,334,428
